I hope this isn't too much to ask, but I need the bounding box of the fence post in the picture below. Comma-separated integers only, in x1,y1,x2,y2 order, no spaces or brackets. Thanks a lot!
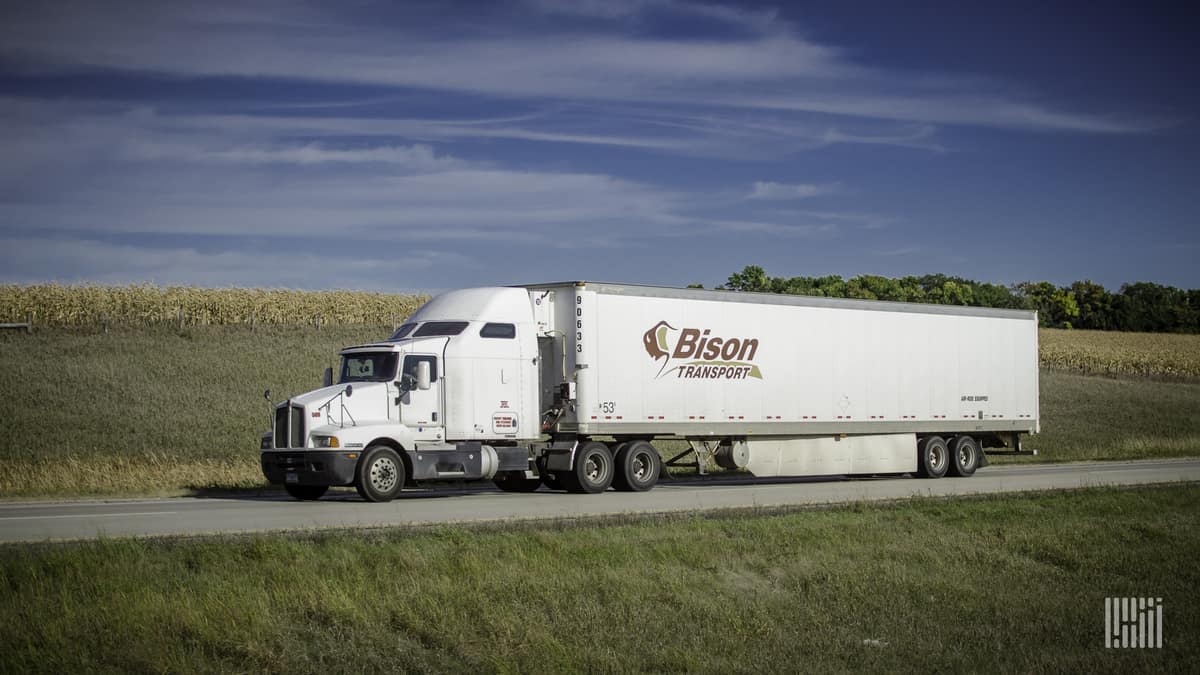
103,311,109,334
26,313,31,334
250,310,255,331
177,307,184,331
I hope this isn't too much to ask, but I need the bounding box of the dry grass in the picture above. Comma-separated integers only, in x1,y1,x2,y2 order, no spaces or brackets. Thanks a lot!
0,284,426,327
1040,328,1200,379
1,453,262,498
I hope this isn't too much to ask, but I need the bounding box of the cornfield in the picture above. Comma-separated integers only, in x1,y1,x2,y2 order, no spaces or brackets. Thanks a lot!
3,286,1198,379
1039,328,1200,379
0,284,427,327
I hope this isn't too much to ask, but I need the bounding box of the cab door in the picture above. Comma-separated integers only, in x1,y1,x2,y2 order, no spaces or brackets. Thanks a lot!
400,354,442,430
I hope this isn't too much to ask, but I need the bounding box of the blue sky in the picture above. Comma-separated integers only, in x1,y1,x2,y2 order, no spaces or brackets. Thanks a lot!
0,0,1196,292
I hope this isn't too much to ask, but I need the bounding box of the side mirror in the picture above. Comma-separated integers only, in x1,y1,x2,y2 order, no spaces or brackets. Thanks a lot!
322,367,333,388
417,361,431,391
263,389,271,401
344,384,353,398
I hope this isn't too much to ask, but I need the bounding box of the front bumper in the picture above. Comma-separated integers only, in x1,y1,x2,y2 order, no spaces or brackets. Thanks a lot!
261,449,359,486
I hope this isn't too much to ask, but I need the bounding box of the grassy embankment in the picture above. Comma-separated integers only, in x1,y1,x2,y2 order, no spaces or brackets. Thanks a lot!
0,282,1197,498
2,485,1196,672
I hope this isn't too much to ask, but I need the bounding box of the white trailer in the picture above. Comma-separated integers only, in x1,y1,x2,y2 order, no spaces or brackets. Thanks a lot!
261,282,1039,501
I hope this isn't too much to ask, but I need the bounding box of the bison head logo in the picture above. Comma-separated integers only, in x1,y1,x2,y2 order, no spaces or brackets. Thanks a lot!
643,320,676,375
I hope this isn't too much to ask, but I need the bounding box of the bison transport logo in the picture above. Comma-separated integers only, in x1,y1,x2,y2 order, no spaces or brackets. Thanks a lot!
642,321,763,380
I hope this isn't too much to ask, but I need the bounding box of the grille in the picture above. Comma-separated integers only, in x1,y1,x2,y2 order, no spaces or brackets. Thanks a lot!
291,404,305,448
274,406,287,448
273,404,307,449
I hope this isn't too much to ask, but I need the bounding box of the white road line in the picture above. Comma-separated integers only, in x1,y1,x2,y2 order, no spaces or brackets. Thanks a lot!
0,511,177,521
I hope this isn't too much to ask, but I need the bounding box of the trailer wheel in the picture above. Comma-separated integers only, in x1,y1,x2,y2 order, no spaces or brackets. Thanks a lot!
613,440,661,492
284,484,328,501
562,441,614,494
916,436,949,478
493,472,543,492
355,446,405,502
948,435,980,477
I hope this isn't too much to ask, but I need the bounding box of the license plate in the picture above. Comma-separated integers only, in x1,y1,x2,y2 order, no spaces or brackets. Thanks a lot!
285,472,299,484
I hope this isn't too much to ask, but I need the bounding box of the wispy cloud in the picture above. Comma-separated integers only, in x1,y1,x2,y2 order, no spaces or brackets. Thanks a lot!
0,0,1162,134
0,0,1182,291
129,141,476,169
0,236,471,290
748,182,840,200
523,0,781,34
873,246,924,257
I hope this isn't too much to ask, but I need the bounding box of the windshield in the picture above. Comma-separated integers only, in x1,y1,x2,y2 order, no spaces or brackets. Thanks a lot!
339,352,399,383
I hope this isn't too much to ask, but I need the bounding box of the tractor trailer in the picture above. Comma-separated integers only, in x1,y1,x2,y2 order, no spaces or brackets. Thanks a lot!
260,282,1039,501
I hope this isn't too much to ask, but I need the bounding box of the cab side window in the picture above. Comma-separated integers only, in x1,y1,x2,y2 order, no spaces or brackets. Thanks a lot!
402,355,438,382
480,322,516,339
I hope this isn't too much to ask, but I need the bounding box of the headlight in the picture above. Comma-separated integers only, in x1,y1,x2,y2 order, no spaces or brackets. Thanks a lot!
261,433,272,450
312,435,340,449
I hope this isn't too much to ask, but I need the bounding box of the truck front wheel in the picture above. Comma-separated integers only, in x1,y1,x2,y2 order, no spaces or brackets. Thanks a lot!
284,484,328,501
613,440,661,492
355,446,405,502
562,441,615,494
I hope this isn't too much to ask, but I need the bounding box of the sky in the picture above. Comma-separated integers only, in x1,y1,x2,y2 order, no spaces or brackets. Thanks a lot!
0,0,1196,293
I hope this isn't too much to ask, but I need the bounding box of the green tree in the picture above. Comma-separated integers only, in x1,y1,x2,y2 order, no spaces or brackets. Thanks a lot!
714,267,1196,333
1069,280,1115,330
847,275,907,301
1015,281,1080,328
1115,282,1183,332
723,265,770,292
971,282,1023,309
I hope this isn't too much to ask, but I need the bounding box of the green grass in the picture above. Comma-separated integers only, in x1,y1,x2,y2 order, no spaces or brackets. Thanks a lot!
1,485,1196,672
0,326,381,498
990,369,1200,464
1,327,1198,498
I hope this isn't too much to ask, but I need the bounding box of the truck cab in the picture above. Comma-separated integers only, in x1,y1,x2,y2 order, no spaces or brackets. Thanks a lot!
260,287,543,501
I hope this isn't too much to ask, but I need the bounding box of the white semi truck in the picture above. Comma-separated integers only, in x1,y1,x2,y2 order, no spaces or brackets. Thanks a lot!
261,282,1039,502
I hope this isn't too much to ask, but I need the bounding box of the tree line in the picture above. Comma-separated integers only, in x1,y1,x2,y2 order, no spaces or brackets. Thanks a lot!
696,266,1200,333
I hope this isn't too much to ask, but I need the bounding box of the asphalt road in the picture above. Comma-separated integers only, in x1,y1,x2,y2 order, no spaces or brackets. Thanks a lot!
2,459,1197,543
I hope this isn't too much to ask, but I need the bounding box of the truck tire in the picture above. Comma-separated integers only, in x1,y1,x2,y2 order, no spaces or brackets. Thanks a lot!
284,484,328,501
355,446,405,502
562,441,615,494
948,435,980,477
613,440,661,492
916,436,949,478
493,472,543,492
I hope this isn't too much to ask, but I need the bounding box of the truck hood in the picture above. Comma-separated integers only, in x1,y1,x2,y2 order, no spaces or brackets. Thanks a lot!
287,381,395,427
